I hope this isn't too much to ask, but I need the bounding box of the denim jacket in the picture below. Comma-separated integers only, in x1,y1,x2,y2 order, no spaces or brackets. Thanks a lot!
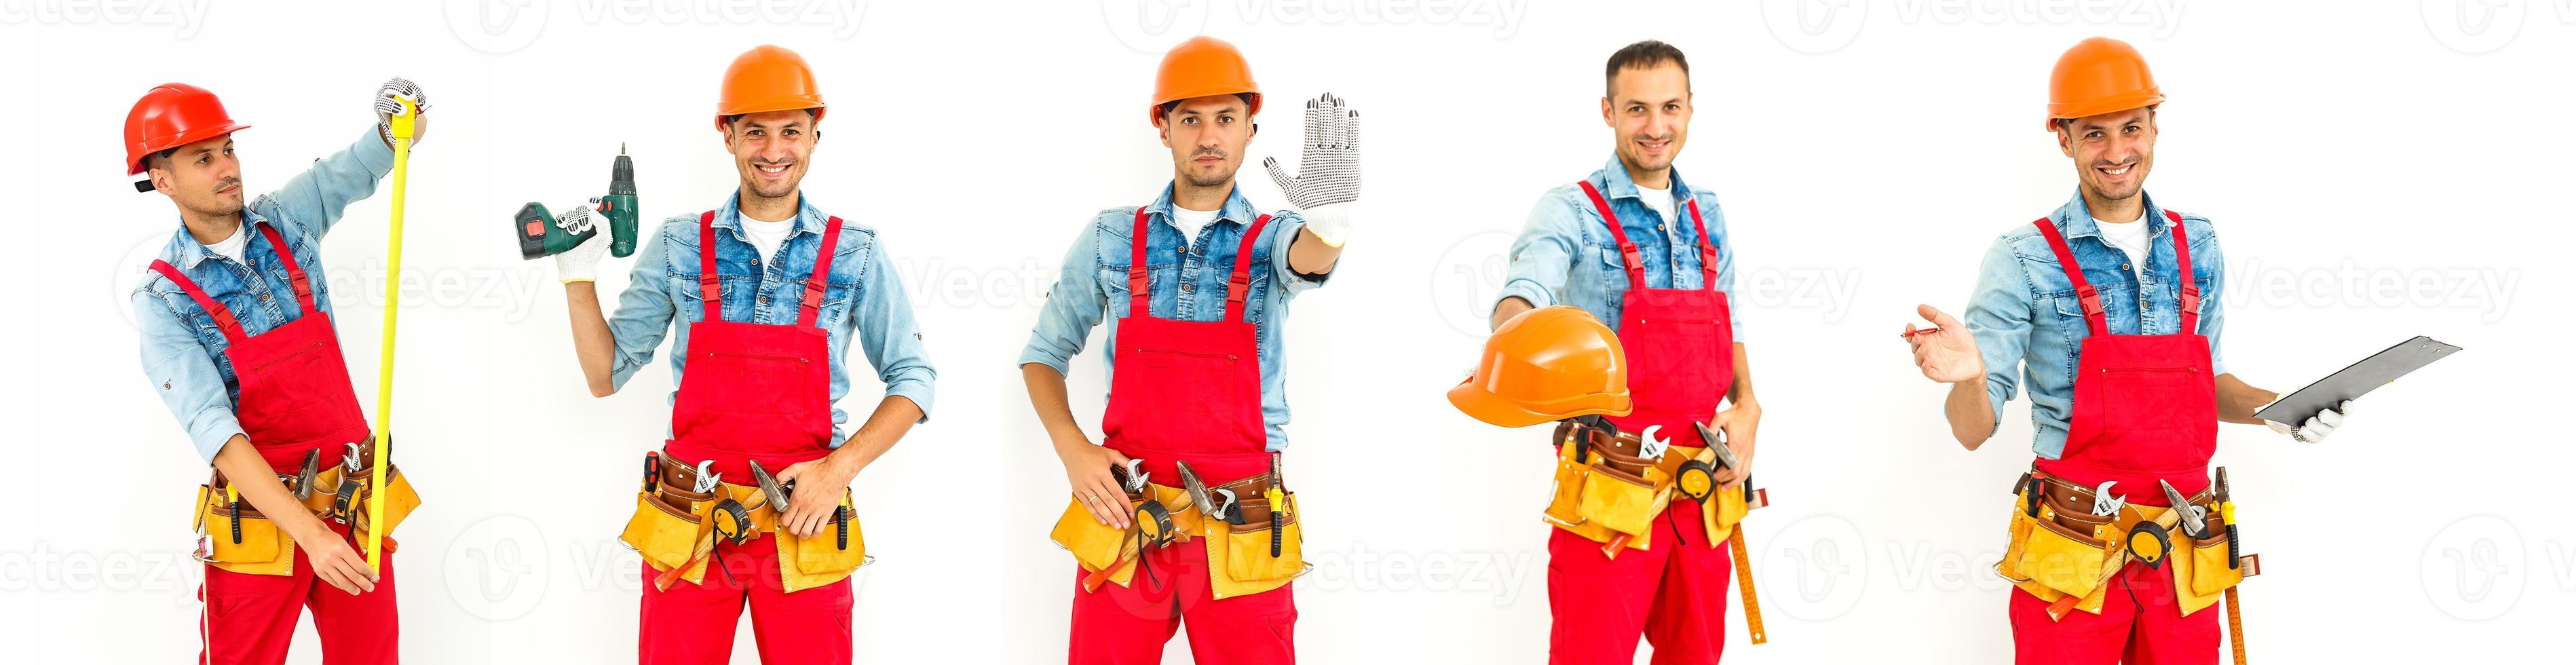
605,194,937,443
132,128,392,463
1019,185,1328,451
1497,155,1742,339
1967,191,2229,459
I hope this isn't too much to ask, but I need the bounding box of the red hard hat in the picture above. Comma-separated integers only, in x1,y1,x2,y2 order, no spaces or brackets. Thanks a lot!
124,83,249,178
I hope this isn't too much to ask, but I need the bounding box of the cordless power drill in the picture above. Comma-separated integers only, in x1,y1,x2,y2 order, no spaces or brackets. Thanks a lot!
515,145,639,259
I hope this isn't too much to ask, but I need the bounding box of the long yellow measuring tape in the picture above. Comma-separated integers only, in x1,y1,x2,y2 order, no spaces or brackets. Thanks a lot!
367,96,417,575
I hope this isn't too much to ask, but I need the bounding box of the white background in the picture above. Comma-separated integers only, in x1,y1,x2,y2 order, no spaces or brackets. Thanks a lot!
5,0,2570,662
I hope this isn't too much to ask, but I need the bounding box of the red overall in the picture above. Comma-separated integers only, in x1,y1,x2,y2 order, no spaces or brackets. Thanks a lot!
639,210,851,665
1548,181,1738,665
2011,212,2220,664
151,222,396,665
1067,208,1295,665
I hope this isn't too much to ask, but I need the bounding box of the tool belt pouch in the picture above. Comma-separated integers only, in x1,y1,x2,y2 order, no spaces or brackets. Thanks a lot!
620,490,704,573
2186,514,2239,596
1996,494,2040,583
1543,436,1590,526
1576,461,1665,537
1050,490,1148,572
1219,488,1303,583
2014,506,2116,600
350,466,423,549
775,489,867,592
193,482,293,575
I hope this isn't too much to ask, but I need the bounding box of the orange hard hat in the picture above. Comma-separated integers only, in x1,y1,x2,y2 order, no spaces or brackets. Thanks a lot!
124,83,249,185
1450,306,1633,428
716,45,826,130
1150,36,1262,126
2045,37,2163,131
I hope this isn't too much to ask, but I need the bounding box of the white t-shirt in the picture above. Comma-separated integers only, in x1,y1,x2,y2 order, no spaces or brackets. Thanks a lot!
739,211,797,264
1636,183,1680,225
1169,205,1219,244
203,223,248,265
2094,216,2151,280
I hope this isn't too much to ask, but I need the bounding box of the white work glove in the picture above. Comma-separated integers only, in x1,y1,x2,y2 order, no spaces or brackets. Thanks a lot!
2266,400,2351,444
373,77,430,147
552,202,613,283
1262,92,1360,246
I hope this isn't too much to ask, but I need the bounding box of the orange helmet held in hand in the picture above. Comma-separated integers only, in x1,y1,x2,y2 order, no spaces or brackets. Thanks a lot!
124,83,249,190
1450,306,1633,428
717,45,827,130
1150,36,1262,126
2045,37,2163,131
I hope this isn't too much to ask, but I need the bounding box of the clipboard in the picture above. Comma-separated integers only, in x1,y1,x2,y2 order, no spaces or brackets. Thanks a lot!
2254,336,2461,423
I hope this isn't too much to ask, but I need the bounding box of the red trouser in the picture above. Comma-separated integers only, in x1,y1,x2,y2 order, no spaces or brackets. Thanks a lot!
1547,501,1733,665
2009,558,2219,665
1067,539,1297,665
198,522,398,665
639,533,852,665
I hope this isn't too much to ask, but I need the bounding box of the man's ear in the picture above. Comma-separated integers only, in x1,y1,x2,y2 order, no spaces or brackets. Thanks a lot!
1600,97,1614,128
1154,115,1171,149
145,160,172,195
2056,125,2077,158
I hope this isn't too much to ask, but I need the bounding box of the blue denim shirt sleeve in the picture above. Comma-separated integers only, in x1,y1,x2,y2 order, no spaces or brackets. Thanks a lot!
605,219,681,391
248,127,394,240
1267,212,1331,294
134,288,245,463
1964,236,2032,436
1021,217,1109,375
1499,190,1579,310
841,238,937,421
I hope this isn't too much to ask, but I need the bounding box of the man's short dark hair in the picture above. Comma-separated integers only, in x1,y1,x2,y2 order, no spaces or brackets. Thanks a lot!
1157,93,1257,121
1605,40,1690,100
724,108,819,130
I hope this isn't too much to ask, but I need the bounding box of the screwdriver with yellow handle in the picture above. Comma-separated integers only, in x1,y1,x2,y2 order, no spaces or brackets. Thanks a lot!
365,92,418,575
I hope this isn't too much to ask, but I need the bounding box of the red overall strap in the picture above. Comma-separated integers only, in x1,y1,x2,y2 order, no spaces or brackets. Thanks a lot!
1224,214,1275,322
145,260,248,345
1128,207,1154,316
698,210,723,322
2031,218,2109,337
250,222,321,316
1578,180,1721,289
797,216,846,327
1682,197,1721,286
1576,180,1646,287
2165,210,2201,334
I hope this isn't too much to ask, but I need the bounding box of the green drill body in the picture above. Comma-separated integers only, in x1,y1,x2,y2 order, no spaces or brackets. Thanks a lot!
516,148,639,259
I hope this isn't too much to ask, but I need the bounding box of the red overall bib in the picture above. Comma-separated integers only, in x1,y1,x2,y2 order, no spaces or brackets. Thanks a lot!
1547,181,1738,665
2010,212,2221,664
1067,208,1295,665
150,222,396,665
639,210,851,665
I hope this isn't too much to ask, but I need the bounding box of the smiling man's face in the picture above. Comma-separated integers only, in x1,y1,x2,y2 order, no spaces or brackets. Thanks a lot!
147,136,246,218
724,109,818,201
2058,107,2157,206
1604,63,1692,177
